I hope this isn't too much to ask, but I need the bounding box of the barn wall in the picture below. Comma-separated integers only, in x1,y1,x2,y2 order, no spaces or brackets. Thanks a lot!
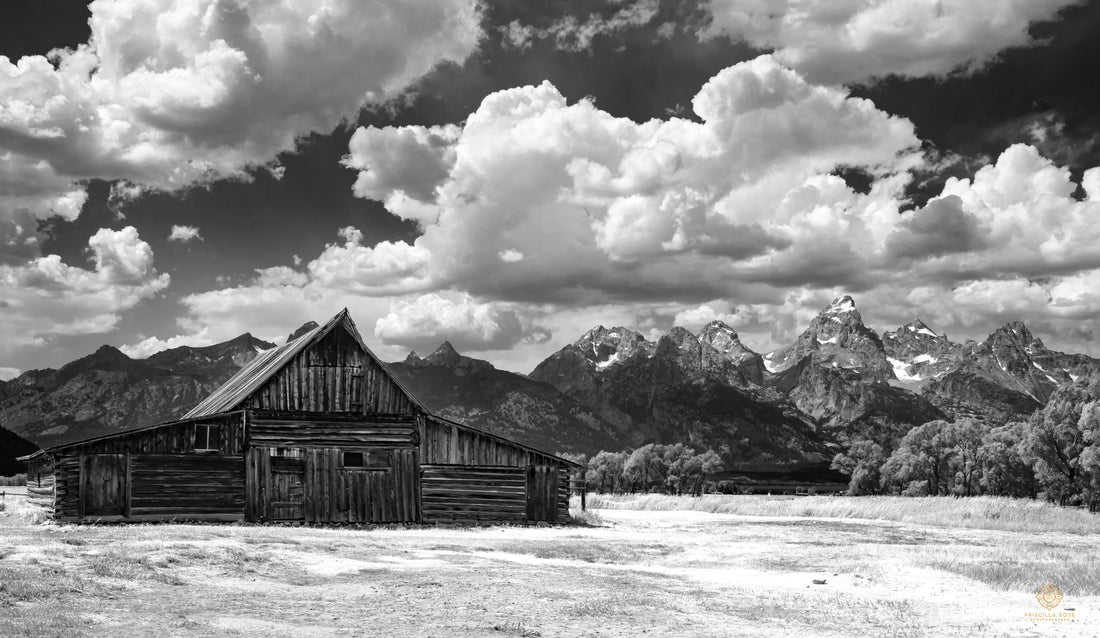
55,455,82,519
54,412,245,456
250,323,416,415
419,417,571,468
421,465,527,523
24,456,56,514
248,412,418,448
129,454,244,518
557,468,570,519
246,444,420,524
420,464,570,524
48,412,246,522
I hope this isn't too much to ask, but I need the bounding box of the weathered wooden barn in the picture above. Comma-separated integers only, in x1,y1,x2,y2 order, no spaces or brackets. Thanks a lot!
19,310,578,525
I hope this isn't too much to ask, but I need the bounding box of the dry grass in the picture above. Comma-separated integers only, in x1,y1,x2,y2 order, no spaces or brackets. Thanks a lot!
1,498,1096,637
919,543,1100,595
0,563,98,637
587,493,1100,534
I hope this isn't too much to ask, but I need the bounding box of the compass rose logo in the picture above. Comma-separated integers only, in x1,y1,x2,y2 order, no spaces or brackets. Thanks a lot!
1036,583,1063,610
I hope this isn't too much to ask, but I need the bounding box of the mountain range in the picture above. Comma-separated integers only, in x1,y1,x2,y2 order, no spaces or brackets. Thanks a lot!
2,296,1098,474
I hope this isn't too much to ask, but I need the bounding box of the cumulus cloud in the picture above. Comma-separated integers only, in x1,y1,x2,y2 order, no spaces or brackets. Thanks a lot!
335,56,1100,360
375,292,534,352
345,55,921,304
704,0,1081,84
0,367,20,382
168,225,203,242
0,226,169,357
0,0,483,239
118,54,1100,370
898,145,1100,280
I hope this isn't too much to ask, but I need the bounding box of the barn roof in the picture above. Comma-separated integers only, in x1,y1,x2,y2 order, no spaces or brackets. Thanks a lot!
183,308,425,419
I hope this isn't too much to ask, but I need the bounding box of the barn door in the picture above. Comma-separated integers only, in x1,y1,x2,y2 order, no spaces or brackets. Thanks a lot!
268,456,306,520
81,454,127,517
525,466,559,522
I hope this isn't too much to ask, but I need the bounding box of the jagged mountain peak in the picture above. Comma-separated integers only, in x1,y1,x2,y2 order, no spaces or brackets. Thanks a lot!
986,321,1042,349
221,332,277,351
94,344,130,358
698,320,746,351
763,295,891,381
570,325,655,370
824,295,858,315
664,326,698,347
404,350,422,363
901,319,940,338
286,321,320,343
427,341,460,363
698,319,739,341
56,345,138,378
883,319,961,384
419,342,495,373
697,320,764,383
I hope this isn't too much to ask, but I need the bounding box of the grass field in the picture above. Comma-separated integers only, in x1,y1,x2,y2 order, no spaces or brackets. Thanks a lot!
0,494,1095,637
588,493,1100,535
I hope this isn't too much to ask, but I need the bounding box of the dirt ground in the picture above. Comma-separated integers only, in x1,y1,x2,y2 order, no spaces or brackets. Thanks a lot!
0,500,1095,637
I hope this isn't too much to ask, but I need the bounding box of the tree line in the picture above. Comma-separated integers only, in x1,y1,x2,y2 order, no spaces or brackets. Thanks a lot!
832,373,1100,504
561,443,723,495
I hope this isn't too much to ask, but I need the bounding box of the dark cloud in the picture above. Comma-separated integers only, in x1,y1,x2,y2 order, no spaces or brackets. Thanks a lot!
885,195,987,260
855,0,1100,177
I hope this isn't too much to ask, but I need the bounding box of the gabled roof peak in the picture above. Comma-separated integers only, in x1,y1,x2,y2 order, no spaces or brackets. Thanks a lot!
183,309,425,419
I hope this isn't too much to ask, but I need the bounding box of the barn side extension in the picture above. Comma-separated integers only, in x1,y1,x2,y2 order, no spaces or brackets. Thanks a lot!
19,310,580,525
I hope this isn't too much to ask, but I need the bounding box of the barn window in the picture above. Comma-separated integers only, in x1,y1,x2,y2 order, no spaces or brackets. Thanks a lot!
194,424,222,452
342,450,391,470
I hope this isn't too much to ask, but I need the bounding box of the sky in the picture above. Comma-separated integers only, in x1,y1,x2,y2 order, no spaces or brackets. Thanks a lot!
2,0,1100,379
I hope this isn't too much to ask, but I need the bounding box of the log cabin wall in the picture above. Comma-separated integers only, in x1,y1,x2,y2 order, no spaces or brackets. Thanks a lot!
421,466,527,523
248,411,418,448
419,416,577,523
24,456,56,515
46,412,246,522
245,443,420,524
419,416,569,468
249,323,416,415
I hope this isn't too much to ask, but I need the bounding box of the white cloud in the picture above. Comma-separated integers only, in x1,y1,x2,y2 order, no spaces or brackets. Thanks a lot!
0,226,169,357
346,55,921,304
168,225,203,242
704,0,1081,84
306,227,433,295
673,302,763,332
0,0,483,236
128,54,1100,372
0,367,20,382
120,332,217,359
375,292,533,352
499,0,660,52
890,144,1100,281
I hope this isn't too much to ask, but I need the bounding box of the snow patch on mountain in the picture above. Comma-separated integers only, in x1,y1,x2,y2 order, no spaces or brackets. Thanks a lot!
826,296,856,314
888,357,922,382
596,352,619,370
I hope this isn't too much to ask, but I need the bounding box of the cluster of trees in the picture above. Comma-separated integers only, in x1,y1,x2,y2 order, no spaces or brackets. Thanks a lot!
0,474,26,486
833,375,1100,503
562,444,723,495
